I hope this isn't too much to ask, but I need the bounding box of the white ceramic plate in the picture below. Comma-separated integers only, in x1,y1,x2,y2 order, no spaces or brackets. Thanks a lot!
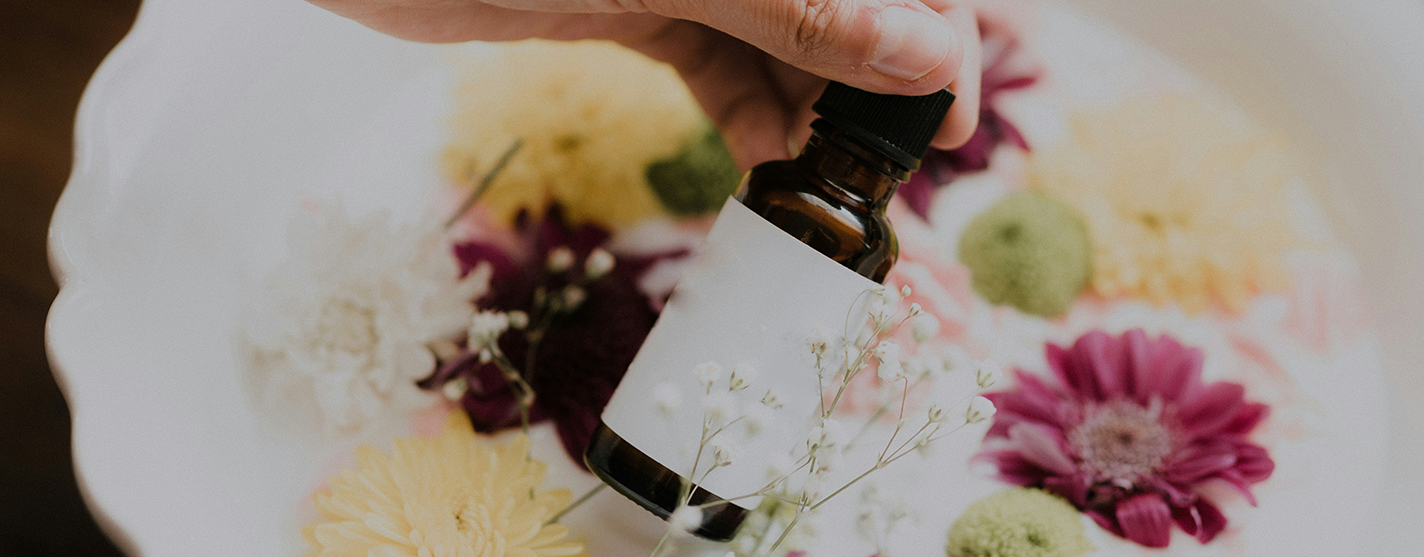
48,0,1424,556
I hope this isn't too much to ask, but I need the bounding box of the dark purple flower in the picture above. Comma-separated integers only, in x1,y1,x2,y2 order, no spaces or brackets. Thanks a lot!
421,205,684,466
976,329,1275,548
900,21,1041,219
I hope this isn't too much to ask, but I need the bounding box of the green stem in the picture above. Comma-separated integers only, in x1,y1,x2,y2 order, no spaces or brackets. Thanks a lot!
547,484,606,525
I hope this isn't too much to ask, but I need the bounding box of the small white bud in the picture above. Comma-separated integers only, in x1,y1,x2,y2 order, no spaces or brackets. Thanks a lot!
710,435,739,467
506,310,529,330
909,302,923,316
546,246,575,273
808,325,830,356
911,313,941,344
468,310,510,348
760,389,784,409
584,247,615,279
873,340,905,382
653,383,681,418
694,362,723,389
560,285,586,309
901,285,912,298
669,505,703,532
976,360,1002,389
927,404,948,424
728,362,757,391
802,470,833,501
966,396,997,424
441,377,468,401
478,349,493,363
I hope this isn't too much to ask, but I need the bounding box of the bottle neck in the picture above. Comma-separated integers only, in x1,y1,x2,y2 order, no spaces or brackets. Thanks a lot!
796,120,913,210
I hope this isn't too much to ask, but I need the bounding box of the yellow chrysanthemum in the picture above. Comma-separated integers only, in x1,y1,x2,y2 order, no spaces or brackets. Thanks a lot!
1029,95,1297,313
444,40,707,228
304,415,586,557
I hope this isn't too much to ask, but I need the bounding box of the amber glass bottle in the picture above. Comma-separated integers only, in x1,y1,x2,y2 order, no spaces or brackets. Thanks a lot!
585,82,955,540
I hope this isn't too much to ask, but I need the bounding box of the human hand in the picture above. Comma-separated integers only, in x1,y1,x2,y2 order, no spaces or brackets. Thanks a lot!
308,1,983,170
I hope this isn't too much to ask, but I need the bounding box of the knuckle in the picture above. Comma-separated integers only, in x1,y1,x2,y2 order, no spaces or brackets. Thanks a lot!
791,0,847,58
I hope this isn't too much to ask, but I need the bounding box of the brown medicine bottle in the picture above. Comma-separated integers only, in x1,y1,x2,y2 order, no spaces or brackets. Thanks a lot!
585,82,955,540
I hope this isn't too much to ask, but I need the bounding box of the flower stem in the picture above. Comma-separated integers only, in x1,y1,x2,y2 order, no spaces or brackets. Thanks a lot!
547,483,606,525
444,139,523,230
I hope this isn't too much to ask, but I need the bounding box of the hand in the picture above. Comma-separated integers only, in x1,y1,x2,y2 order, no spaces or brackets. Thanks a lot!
308,0,983,169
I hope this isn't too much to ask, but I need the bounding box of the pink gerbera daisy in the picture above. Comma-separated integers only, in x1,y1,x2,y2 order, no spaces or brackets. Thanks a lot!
977,329,1274,547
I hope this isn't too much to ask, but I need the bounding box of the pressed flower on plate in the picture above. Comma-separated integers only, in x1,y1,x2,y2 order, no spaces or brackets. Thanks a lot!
304,414,586,557
1029,96,1298,313
976,329,1274,548
420,205,684,465
244,204,489,430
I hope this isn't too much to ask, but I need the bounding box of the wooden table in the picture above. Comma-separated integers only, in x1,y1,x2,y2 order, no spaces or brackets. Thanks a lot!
1,1,139,554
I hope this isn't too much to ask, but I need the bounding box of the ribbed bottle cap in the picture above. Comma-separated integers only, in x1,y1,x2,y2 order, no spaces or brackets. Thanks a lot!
811,81,956,170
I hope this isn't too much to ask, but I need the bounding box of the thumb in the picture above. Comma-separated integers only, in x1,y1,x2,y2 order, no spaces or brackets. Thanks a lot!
646,0,965,95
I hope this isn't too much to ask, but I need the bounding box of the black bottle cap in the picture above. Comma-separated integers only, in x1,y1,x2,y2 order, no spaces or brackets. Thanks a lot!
811,81,956,171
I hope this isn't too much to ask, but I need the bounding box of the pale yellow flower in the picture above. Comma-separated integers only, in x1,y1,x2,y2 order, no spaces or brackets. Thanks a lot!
305,415,586,557
444,40,707,228
1029,96,1297,313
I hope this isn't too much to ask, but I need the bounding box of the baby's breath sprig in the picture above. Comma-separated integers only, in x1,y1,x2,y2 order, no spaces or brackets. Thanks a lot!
651,285,1000,557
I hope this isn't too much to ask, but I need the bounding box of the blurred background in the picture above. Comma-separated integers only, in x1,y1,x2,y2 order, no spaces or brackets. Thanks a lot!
1,1,136,555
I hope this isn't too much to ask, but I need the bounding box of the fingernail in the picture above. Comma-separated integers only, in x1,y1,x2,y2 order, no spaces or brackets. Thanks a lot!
871,7,956,81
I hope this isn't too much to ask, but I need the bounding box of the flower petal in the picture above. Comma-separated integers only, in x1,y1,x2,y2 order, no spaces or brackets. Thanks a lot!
1193,498,1229,543
974,450,1054,487
1145,338,1203,403
1179,382,1245,436
1166,444,1238,484
1115,493,1174,548
1008,423,1077,476
1232,443,1276,483
1222,403,1270,436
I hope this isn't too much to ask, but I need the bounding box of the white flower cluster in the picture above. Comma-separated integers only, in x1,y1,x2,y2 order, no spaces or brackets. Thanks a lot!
244,205,490,430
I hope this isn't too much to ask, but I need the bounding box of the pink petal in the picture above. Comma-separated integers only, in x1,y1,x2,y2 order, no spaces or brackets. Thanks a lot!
1043,474,1091,507
1167,444,1239,483
1122,329,1153,403
1193,498,1229,543
1179,382,1246,436
1214,469,1259,507
1077,331,1119,399
1222,403,1270,436
1085,509,1124,538
1232,444,1276,483
975,450,1053,486
1170,504,1199,537
1009,423,1077,476
1146,340,1203,402
1116,493,1174,548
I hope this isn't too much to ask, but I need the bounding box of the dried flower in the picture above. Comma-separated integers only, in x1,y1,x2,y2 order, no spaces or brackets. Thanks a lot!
1029,96,1297,313
585,247,615,279
729,362,758,391
912,313,941,344
546,246,576,273
670,505,704,533
958,192,1092,317
977,330,1275,547
945,489,1093,557
423,205,680,465
808,326,831,357
244,205,488,430
711,435,741,467
303,415,586,557
761,389,785,410
966,396,997,424
873,341,906,382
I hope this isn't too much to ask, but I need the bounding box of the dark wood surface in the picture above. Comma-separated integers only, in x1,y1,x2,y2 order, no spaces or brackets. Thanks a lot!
1,1,140,555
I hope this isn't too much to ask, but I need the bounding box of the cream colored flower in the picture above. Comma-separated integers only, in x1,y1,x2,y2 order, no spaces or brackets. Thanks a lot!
1029,95,1297,313
305,415,586,557
245,204,489,430
444,40,707,228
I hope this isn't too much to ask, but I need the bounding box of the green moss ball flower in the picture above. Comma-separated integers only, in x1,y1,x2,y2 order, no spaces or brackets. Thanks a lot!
645,124,744,215
958,192,1091,317
946,489,1094,557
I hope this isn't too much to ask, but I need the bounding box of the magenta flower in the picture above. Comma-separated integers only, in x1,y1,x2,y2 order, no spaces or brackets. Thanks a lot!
977,329,1274,548
900,20,1040,219
421,205,684,466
